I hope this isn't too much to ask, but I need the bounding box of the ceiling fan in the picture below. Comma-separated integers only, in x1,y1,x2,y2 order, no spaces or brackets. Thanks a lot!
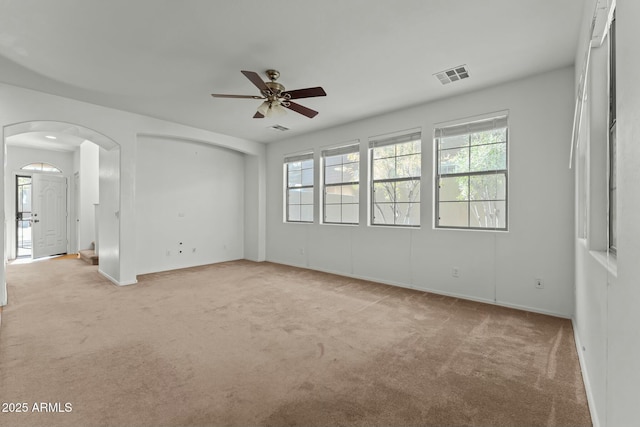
211,70,326,119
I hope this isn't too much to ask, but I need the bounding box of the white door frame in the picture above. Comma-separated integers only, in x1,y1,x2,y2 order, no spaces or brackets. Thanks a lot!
71,172,80,254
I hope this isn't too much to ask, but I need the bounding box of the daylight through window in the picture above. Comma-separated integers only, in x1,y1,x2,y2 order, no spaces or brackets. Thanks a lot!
21,163,61,173
370,130,421,227
284,153,314,223
322,144,360,224
435,115,508,230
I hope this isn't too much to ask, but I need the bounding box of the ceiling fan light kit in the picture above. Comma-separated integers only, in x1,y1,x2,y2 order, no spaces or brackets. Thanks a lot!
211,69,326,119
257,100,287,118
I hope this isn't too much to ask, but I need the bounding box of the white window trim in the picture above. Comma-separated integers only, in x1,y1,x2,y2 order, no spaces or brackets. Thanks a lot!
368,129,422,228
284,152,314,224
321,142,360,225
434,113,509,231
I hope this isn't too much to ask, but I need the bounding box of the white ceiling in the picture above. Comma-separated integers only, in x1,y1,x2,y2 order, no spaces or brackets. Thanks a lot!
6,131,84,152
0,0,585,144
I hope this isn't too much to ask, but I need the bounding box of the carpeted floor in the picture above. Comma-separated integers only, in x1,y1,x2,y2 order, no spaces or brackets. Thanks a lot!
0,259,591,427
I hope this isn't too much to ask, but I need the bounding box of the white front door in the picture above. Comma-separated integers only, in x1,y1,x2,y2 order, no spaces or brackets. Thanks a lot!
32,174,67,259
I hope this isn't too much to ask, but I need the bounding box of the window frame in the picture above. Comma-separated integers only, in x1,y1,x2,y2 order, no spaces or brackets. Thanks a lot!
608,10,617,254
284,152,314,224
21,162,62,173
369,130,422,228
321,143,360,225
434,115,509,231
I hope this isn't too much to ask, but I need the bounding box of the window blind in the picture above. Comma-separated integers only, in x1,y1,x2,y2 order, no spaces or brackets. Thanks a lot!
284,152,313,163
435,116,508,138
368,131,421,148
321,143,359,158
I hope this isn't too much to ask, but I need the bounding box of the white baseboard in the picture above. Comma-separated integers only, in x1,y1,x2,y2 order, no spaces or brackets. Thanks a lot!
98,269,137,287
269,259,571,319
572,318,601,427
0,283,6,307
352,270,570,318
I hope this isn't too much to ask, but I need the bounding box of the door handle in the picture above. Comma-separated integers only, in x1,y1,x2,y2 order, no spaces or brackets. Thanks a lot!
33,219,40,223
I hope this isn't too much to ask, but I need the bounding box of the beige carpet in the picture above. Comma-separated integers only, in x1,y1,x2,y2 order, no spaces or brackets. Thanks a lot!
0,259,591,427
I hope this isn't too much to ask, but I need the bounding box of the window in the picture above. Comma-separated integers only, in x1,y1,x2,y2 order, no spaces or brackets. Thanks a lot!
435,115,508,230
322,143,360,224
21,162,61,173
370,130,421,226
284,153,314,223
608,11,617,253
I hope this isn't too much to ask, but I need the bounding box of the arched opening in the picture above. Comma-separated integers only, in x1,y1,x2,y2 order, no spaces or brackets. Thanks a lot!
21,162,62,173
3,121,121,272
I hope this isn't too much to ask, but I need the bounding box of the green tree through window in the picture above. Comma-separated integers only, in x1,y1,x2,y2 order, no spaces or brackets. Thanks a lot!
436,116,508,230
370,131,421,226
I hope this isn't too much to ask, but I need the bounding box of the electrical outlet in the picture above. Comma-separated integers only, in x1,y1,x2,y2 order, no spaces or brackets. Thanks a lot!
535,278,544,289
452,267,459,278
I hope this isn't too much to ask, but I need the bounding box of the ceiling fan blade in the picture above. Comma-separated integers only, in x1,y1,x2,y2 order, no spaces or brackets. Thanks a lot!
211,94,264,99
282,87,327,100
285,101,319,118
253,111,264,118
241,70,269,92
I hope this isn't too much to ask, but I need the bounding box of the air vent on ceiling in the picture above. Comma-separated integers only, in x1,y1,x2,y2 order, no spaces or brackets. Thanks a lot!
434,65,470,85
268,124,290,132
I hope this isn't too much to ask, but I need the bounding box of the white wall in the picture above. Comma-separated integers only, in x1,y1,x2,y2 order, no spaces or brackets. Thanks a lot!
266,66,575,317
135,136,245,275
78,141,99,251
98,145,120,280
244,154,266,262
0,83,266,305
4,146,74,259
573,1,640,426
572,5,611,423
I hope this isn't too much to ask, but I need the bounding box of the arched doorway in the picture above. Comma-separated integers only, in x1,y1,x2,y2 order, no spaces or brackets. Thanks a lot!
3,120,121,275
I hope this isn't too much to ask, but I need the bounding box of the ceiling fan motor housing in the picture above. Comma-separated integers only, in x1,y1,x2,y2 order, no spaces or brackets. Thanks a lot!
266,69,280,81
265,81,285,97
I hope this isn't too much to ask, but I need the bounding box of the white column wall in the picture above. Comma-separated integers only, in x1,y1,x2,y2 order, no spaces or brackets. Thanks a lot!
244,154,266,262
79,141,99,251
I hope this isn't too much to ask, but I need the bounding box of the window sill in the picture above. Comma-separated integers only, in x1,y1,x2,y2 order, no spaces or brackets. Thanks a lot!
370,224,421,230
434,226,508,233
589,250,618,277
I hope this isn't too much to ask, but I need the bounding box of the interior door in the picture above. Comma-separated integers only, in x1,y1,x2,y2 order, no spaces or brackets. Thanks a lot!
32,174,68,259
